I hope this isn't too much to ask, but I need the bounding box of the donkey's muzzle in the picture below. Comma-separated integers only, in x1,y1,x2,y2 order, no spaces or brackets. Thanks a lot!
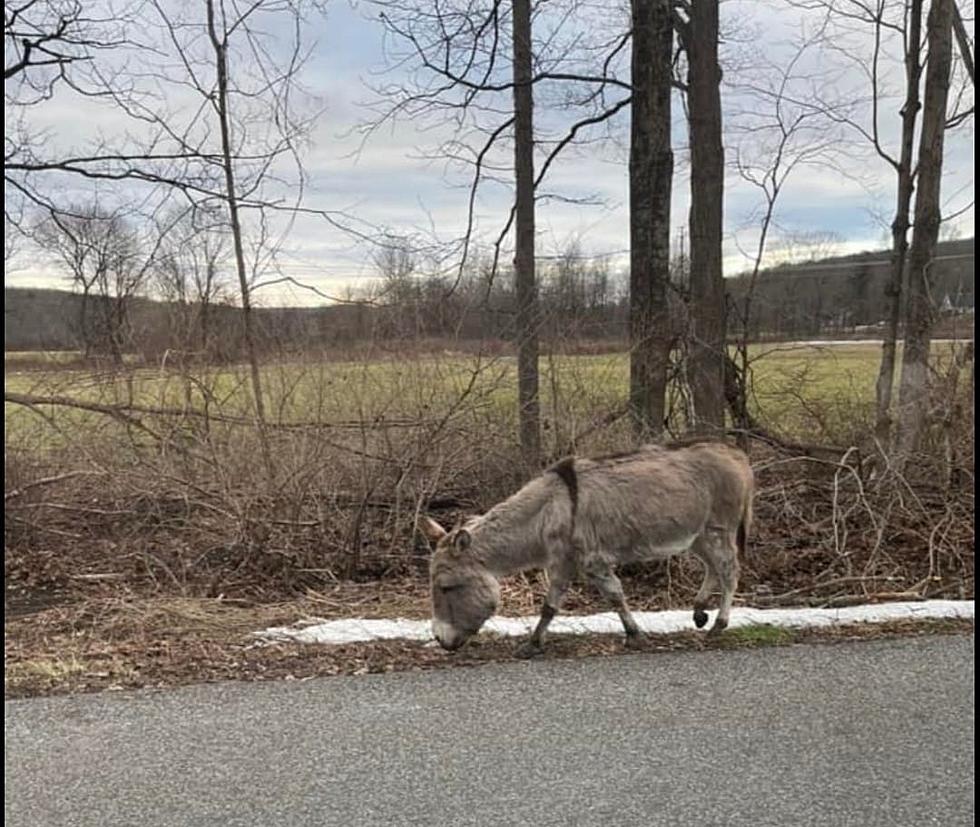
437,636,465,651
432,620,467,651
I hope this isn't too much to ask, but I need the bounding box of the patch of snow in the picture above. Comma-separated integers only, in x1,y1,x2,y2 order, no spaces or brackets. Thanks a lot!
766,338,965,347
254,600,974,646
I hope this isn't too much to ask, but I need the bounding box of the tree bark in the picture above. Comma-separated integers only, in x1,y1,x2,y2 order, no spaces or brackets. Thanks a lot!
896,0,954,461
685,0,725,433
874,0,923,446
512,0,541,466
629,0,674,440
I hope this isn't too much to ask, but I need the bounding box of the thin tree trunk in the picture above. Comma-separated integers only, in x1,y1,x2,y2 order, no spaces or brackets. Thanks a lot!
686,0,725,433
897,0,954,462
79,286,91,358
629,0,674,440
874,0,923,446
952,1,974,85
513,0,541,467
200,259,215,356
206,0,273,479
110,295,126,366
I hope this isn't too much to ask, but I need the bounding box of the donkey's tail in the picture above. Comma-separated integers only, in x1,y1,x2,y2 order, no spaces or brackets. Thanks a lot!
737,486,753,558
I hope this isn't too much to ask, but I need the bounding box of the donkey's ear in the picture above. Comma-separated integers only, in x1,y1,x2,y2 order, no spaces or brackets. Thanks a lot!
419,515,447,545
454,529,472,552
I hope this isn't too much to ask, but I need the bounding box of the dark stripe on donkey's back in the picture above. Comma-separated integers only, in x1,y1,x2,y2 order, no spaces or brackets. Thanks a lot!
549,457,578,520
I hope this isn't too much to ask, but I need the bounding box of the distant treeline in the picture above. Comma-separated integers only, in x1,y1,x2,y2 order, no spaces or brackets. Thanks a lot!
725,237,974,340
5,238,974,356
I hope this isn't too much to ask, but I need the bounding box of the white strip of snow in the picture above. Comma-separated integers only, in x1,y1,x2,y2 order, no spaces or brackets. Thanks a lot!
254,600,974,646
761,338,966,347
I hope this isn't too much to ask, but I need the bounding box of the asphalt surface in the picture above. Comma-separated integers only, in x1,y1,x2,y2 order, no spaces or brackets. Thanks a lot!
5,635,975,827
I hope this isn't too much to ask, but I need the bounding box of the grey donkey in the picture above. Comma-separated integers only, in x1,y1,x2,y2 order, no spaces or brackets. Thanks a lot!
421,440,754,657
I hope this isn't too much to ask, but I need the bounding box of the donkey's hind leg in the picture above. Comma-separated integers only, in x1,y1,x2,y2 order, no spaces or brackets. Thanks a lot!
690,536,719,629
584,557,643,649
701,529,739,634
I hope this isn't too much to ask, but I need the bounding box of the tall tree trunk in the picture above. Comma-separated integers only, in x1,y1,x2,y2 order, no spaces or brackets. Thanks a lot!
874,0,923,446
897,0,954,462
206,0,273,480
686,0,725,433
513,0,541,467
629,0,674,439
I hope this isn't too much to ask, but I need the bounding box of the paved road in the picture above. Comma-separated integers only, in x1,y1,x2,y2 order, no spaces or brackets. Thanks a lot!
5,635,975,827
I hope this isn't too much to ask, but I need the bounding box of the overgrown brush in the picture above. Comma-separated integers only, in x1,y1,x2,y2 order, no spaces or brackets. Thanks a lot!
5,340,974,607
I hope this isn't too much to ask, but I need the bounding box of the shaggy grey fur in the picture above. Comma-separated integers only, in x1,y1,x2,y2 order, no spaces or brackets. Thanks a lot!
421,440,754,656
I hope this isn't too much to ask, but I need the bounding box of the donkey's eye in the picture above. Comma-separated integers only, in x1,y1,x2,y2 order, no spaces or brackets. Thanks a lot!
439,584,460,593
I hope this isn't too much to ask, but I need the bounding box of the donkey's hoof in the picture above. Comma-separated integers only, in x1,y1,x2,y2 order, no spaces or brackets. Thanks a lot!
624,633,646,651
515,642,544,659
707,619,729,636
693,609,709,629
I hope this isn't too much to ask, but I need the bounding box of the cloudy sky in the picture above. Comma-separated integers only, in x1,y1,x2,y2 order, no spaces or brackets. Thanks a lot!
5,0,975,306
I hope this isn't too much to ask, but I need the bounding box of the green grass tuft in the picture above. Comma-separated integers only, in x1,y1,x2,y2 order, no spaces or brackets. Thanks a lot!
723,624,796,646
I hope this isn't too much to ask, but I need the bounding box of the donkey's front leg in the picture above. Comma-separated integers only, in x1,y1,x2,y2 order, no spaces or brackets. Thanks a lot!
515,604,557,659
584,557,644,649
515,563,572,659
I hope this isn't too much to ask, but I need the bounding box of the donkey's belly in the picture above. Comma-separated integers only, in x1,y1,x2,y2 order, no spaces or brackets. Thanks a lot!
625,533,700,563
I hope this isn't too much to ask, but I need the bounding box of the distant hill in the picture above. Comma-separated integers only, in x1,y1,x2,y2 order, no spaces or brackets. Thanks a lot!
3,288,375,354
5,238,974,352
4,287,82,351
725,238,974,338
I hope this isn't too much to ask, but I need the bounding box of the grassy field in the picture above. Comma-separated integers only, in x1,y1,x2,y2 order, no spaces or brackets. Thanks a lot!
4,341,970,450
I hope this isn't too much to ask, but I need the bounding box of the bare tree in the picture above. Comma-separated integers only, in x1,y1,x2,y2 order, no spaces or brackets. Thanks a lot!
130,0,328,480
675,0,726,432
35,204,150,360
897,0,956,460
154,208,231,358
368,0,633,455
951,1,974,85
204,0,269,457
513,0,541,465
785,0,972,445
727,34,847,436
818,0,928,445
4,0,111,84
628,0,674,439
3,0,181,229
371,235,421,336
873,0,923,442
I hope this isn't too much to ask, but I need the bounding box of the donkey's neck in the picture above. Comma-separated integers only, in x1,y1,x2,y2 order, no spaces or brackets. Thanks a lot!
468,475,556,576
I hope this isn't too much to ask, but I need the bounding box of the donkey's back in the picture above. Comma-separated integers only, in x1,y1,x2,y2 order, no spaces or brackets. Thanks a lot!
569,440,753,561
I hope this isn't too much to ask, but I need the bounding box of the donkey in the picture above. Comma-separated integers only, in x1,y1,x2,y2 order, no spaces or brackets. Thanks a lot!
420,440,753,657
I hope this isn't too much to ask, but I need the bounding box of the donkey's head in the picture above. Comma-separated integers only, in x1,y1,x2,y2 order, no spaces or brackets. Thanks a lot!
420,516,500,651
